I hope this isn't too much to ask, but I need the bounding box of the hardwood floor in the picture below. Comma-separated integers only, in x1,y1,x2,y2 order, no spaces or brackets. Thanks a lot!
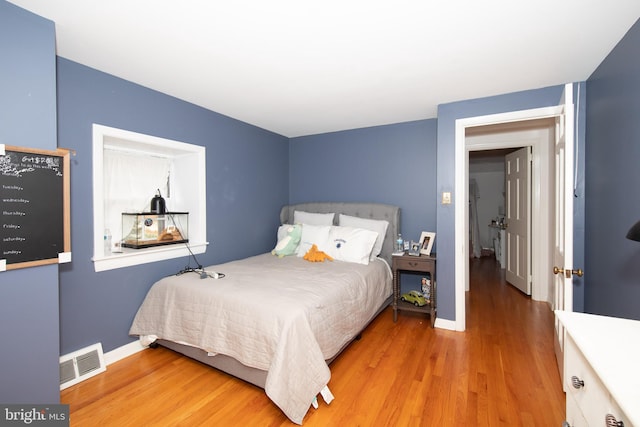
61,257,565,426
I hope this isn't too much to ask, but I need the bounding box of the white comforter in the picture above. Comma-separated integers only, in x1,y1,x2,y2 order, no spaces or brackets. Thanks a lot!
129,253,392,424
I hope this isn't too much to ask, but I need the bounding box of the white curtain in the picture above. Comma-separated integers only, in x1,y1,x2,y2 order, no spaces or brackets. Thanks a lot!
469,178,482,258
103,149,171,240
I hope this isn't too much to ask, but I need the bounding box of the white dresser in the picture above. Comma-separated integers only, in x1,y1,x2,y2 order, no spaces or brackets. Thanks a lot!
556,311,640,427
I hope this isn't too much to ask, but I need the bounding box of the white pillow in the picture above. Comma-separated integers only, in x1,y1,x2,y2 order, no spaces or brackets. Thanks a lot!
294,210,335,226
296,224,332,257
325,226,378,265
338,214,389,260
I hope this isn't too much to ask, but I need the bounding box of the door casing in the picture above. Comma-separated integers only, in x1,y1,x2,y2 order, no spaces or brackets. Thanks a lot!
454,107,562,331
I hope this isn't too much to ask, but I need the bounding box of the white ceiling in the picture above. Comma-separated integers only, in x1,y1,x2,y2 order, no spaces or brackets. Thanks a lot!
8,1,640,137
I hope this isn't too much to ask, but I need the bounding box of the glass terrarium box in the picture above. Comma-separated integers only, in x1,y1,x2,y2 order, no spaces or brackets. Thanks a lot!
121,212,189,249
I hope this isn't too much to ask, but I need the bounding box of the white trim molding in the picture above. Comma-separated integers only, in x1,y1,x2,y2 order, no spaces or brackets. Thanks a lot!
92,124,208,272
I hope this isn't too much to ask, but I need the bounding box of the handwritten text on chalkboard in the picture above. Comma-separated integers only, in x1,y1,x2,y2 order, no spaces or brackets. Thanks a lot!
1,147,69,269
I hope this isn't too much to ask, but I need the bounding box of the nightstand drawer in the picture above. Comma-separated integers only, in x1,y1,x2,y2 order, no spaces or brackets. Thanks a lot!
393,255,433,271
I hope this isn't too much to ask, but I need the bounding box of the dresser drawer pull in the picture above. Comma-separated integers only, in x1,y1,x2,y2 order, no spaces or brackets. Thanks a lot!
570,375,584,389
605,414,624,427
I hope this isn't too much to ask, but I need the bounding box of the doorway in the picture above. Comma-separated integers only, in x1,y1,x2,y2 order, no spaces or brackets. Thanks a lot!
468,147,518,268
454,110,561,331
469,147,520,286
466,120,555,300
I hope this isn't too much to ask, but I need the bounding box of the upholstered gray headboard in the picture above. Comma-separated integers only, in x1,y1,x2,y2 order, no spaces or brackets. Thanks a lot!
280,202,400,265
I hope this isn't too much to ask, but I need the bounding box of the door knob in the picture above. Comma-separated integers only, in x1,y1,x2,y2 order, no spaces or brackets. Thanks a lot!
553,266,584,277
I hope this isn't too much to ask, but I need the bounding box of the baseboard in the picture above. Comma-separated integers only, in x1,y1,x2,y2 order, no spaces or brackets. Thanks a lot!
434,317,456,331
103,339,147,366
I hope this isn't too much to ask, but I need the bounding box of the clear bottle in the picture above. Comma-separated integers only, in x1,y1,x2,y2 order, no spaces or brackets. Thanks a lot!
104,228,112,255
396,233,404,253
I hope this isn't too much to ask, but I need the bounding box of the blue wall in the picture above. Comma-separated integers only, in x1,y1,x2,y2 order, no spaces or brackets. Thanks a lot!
289,120,437,242
56,58,289,355
585,19,640,320
0,1,60,403
436,84,587,322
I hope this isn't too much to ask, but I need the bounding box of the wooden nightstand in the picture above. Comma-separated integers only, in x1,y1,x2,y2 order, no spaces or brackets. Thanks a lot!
392,253,436,327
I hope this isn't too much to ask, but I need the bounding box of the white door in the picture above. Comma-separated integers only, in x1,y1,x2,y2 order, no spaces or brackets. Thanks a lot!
505,147,531,295
553,83,576,379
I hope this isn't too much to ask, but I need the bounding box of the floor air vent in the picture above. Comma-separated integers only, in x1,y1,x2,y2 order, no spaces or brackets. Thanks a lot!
59,343,106,390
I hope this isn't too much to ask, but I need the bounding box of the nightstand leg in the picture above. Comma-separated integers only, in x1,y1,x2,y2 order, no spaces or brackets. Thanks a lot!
430,279,436,328
393,270,398,322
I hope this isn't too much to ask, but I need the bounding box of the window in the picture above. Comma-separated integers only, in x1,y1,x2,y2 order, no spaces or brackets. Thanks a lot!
92,124,207,272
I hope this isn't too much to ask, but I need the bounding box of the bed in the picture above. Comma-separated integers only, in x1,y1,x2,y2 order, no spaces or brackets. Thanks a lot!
129,202,399,424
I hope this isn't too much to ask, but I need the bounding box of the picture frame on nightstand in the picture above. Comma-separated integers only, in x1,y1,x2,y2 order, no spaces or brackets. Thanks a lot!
408,240,421,256
419,231,435,256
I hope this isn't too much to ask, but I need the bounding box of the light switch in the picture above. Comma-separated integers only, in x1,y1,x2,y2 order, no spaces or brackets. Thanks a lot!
442,191,451,204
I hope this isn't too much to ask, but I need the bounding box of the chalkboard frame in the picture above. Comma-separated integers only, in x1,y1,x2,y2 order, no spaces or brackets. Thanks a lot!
1,145,71,270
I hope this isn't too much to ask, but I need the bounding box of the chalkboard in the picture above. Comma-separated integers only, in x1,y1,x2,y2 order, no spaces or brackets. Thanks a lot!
0,145,71,270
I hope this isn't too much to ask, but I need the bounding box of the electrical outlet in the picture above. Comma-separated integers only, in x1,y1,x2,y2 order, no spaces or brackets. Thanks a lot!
442,191,451,204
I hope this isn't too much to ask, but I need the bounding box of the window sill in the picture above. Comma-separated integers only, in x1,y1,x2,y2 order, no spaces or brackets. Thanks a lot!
93,241,208,272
